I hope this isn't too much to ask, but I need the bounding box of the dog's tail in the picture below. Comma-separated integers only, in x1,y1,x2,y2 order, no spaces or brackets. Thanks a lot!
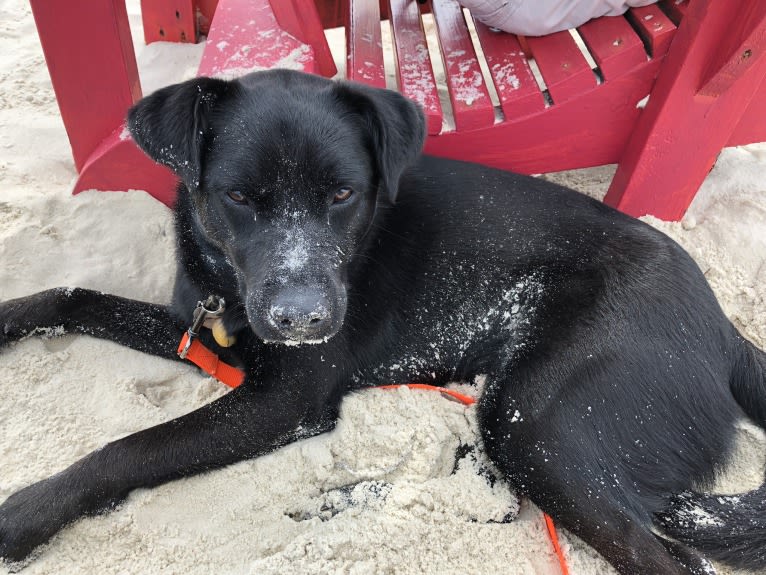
657,486,766,569
657,339,766,570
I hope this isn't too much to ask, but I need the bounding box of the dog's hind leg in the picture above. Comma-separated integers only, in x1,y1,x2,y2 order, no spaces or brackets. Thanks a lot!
548,501,709,574
0,287,184,359
482,425,713,573
547,501,713,575
478,363,717,575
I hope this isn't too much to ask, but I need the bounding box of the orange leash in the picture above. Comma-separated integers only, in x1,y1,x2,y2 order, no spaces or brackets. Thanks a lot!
377,383,477,405
176,336,569,574
544,512,571,575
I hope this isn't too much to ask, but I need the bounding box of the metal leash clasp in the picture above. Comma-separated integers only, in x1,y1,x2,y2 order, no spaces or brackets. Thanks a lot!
178,295,226,359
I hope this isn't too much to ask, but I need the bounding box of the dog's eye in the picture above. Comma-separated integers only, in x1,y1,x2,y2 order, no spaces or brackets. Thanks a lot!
226,190,247,205
333,187,354,204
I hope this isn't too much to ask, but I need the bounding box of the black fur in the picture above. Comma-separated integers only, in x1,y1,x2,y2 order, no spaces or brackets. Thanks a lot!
1,69,764,574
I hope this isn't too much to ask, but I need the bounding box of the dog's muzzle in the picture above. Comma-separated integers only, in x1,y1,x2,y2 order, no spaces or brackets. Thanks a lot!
266,287,334,343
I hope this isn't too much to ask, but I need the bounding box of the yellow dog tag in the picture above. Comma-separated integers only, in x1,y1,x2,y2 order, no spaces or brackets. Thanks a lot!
211,318,236,347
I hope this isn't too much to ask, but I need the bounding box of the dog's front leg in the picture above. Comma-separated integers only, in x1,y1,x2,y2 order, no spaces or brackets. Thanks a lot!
0,287,184,359
0,379,338,563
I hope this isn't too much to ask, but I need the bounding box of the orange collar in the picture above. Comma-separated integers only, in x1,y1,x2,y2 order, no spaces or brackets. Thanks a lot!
177,332,245,388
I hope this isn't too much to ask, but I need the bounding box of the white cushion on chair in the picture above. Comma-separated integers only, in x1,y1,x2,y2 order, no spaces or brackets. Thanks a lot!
460,0,658,36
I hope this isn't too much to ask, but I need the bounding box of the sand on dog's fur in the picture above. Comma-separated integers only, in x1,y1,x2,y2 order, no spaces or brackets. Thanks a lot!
0,1,764,573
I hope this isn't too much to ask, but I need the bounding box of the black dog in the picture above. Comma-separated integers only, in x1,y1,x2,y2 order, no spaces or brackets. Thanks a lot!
1,69,764,574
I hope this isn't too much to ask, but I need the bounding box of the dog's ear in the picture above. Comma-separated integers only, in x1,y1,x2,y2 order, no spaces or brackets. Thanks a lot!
336,83,426,204
127,77,233,189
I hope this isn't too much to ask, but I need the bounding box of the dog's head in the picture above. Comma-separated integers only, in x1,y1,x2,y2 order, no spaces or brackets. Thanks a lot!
128,70,425,345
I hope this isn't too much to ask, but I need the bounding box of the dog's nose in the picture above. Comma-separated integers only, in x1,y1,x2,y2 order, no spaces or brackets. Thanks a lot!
268,289,332,341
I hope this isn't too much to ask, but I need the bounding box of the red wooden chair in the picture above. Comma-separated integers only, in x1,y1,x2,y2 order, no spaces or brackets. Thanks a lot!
29,0,766,219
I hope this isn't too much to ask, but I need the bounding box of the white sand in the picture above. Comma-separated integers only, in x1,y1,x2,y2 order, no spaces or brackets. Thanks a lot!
1,1,765,573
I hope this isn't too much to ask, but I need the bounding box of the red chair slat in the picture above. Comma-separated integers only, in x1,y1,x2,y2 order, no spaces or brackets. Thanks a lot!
472,21,545,120
431,0,494,131
526,30,596,103
389,0,443,134
578,16,647,80
198,0,316,78
627,4,677,58
270,0,337,77
348,0,386,87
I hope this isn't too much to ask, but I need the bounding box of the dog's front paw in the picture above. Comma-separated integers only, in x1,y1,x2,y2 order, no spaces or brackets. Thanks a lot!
0,299,36,350
0,478,84,564
0,289,75,350
0,304,20,349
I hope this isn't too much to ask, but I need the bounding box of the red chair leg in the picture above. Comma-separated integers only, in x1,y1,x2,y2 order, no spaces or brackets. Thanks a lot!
728,73,766,147
605,0,766,220
30,0,179,206
29,0,140,171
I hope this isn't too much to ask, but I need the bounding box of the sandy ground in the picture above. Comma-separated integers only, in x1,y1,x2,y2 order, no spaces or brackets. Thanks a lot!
1,0,765,573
